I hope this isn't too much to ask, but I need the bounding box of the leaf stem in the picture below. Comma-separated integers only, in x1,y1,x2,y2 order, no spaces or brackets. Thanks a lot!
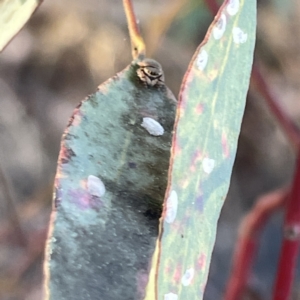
123,0,146,60
224,187,288,300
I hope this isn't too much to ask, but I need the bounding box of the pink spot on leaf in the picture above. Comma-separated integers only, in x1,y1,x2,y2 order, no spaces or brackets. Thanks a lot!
196,253,207,271
169,220,182,232
164,260,173,276
222,132,230,158
190,150,203,172
173,264,182,284
68,188,104,211
195,103,204,115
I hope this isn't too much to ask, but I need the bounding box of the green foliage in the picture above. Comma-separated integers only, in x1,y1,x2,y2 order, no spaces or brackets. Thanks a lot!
44,61,177,300
0,0,42,52
44,0,256,299
145,0,256,299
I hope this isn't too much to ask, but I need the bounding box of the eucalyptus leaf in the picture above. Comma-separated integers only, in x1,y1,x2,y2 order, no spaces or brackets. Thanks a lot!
44,60,177,300
145,0,256,298
0,0,42,52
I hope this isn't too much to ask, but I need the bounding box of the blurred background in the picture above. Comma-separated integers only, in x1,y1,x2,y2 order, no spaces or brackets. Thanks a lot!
0,0,300,299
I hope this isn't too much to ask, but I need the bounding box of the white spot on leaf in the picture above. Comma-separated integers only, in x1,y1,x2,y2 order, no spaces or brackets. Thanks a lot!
181,268,195,286
164,293,178,300
227,0,239,16
213,14,226,40
87,175,106,197
196,49,208,71
165,190,178,223
202,158,215,174
141,117,164,136
232,27,247,44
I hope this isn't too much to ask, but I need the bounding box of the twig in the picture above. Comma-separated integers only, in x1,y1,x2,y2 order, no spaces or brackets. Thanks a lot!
224,187,289,300
272,152,300,300
251,65,300,150
123,0,146,60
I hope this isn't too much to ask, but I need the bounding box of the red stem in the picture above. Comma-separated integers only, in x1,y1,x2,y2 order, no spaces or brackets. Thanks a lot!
251,65,300,149
273,152,300,300
224,188,288,300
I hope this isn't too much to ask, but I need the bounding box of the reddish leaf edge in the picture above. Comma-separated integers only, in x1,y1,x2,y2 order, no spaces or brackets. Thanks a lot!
251,64,300,150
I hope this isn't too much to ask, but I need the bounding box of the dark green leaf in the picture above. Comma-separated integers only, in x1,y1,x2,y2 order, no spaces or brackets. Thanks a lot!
44,61,177,300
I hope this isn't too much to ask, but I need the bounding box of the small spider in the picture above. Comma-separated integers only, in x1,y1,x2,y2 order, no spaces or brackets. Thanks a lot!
136,58,165,87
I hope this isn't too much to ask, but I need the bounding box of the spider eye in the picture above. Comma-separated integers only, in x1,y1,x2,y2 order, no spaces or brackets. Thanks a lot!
148,70,158,76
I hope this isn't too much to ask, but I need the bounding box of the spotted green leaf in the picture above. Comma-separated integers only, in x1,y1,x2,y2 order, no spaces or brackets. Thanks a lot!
145,0,256,299
44,61,177,300
0,0,42,52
